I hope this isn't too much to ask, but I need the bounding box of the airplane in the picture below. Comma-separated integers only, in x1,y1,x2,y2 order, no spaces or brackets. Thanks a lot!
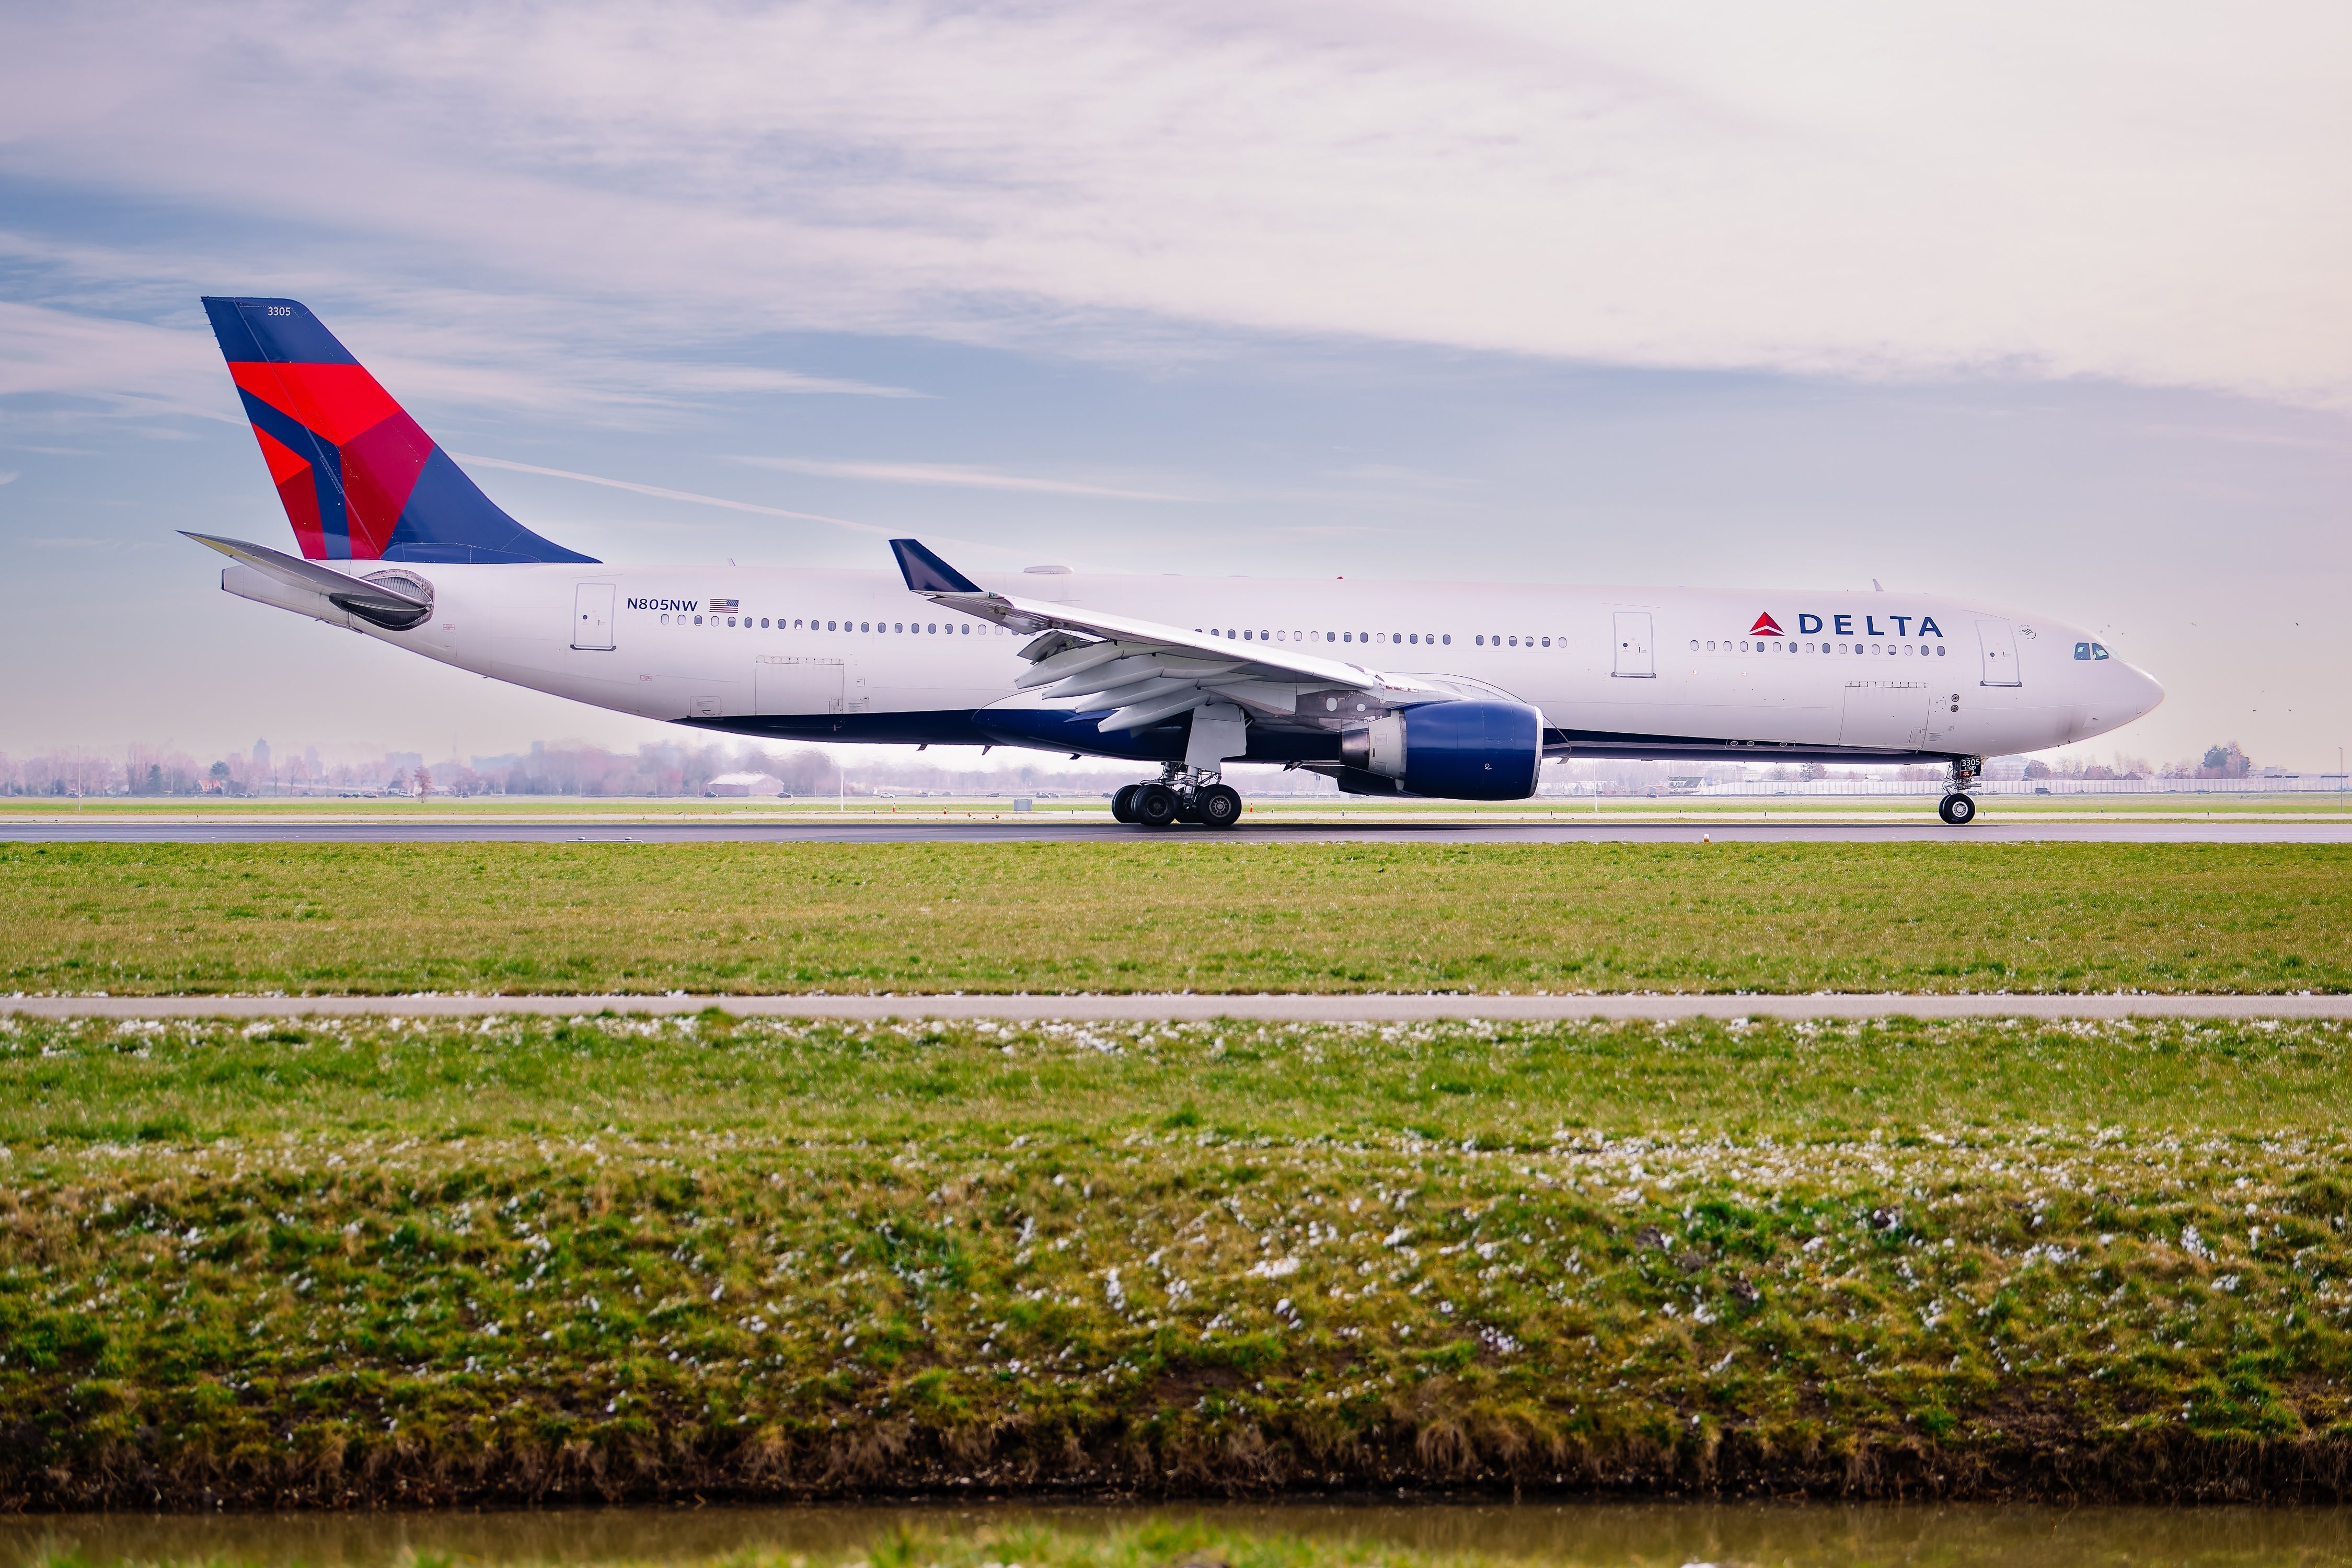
189,296,2164,828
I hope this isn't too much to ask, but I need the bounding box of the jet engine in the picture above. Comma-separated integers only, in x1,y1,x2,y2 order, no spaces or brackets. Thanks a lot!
1338,699,1544,800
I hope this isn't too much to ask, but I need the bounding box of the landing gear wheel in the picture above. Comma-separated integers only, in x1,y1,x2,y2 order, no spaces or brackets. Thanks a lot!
1196,783,1243,829
1134,784,1182,828
1111,783,1141,823
1938,792,1977,825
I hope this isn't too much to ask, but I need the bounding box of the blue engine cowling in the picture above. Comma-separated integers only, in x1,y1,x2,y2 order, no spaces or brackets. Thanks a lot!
1339,700,1544,800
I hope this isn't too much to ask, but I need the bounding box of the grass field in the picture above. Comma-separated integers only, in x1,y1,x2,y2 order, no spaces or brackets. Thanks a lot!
2,841,2346,995
7,1010,2352,1506
22,1506,2349,1568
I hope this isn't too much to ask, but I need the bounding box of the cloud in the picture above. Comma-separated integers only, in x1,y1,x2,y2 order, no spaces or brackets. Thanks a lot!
0,300,234,420
0,3,2345,403
451,453,1033,564
452,455,885,534
733,455,1192,500
0,470,16,484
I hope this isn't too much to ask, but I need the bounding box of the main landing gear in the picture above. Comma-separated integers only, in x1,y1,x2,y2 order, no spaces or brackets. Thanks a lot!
1112,766,1242,830
1938,755,1984,826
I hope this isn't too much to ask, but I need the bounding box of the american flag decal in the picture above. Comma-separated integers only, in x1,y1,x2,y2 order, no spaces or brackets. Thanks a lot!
711,598,740,614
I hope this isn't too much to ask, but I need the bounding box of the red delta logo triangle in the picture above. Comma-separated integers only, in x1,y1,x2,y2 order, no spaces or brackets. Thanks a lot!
1749,612,1785,637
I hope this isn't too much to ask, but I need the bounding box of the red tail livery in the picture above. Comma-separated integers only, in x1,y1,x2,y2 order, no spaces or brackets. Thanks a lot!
202,297,593,564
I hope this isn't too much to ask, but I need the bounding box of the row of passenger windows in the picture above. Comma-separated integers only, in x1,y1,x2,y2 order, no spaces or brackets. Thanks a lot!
654,614,1576,650
659,613,1010,634
1692,638,1950,658
1196,629,1563,648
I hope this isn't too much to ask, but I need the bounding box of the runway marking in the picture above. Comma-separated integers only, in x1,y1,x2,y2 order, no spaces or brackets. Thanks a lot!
5,821,2350,845
7,993,2347,1021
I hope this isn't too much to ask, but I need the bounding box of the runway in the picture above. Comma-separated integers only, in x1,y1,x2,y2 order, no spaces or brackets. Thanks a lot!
4,817,2348,844
8,991,2348,1022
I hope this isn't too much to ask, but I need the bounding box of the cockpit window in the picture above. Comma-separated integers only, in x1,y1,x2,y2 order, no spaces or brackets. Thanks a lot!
2073,642,2091,660
2092,642,2110,660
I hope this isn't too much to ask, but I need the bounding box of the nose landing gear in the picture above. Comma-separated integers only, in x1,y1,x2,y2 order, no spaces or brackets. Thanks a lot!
1938,755,1983,826
1113,767,1242,829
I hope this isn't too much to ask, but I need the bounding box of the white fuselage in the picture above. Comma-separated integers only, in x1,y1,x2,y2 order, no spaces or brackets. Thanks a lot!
230,560,2164,766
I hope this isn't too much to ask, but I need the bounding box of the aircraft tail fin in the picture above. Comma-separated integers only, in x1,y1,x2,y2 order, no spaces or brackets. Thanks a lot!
200,297,596,564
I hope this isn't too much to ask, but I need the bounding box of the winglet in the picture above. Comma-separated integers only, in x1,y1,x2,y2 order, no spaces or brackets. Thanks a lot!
890,538,982,595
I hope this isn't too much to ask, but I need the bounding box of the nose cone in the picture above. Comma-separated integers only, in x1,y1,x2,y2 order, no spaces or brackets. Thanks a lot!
2124,663,2164,720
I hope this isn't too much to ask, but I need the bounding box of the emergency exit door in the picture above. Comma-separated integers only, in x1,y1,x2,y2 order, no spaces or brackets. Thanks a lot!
572,583,615,650
1612,612,1654,677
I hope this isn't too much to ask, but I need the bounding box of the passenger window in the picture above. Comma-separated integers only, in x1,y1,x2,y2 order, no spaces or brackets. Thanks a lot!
1541,637,1550,648
1442,634,1451,644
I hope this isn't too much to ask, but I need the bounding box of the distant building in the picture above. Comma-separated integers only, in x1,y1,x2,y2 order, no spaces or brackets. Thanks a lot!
704,771,786,798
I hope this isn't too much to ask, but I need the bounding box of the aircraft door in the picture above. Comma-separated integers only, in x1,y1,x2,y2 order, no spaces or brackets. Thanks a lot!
572,583,615,650
1976,618,2022,686
1839,681,1933,748
1612,612,1655,678
755,656,846,715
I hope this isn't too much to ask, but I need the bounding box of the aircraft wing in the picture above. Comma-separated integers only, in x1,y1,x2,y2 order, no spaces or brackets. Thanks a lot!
890,538,1447,733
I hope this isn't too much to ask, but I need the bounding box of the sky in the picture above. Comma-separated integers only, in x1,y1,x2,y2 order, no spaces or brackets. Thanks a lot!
1,1,2347,770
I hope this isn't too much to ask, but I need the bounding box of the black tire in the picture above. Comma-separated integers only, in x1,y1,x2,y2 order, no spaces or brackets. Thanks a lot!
1134,784,1181,828
1939,792,1977,825
1111,783,1140,823
1197,783,1242,829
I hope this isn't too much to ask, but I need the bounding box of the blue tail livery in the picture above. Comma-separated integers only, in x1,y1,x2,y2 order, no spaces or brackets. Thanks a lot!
202,297,595,564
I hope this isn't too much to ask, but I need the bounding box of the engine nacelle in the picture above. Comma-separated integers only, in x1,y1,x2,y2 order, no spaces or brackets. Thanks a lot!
1339,700,1544,800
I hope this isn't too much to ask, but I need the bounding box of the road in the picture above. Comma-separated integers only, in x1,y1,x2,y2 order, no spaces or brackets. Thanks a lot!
4,818,2348,844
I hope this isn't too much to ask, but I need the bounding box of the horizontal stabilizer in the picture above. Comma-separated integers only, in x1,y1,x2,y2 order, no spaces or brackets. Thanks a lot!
185,532,432,627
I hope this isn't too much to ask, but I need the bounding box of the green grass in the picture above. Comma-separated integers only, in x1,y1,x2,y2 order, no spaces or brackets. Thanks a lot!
8,1010,2352,1505
0,1527,1578,1568
2,841,2349,995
